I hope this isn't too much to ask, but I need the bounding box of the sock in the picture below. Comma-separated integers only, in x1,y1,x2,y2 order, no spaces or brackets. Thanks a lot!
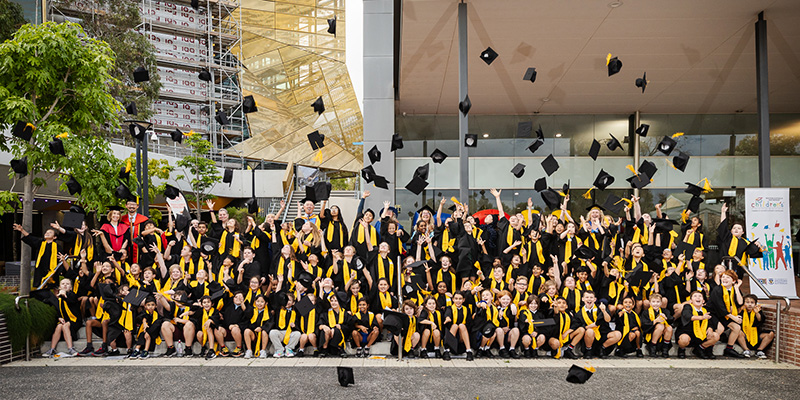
467,348,473,353
726,345,733,350
568,344,574,350
499,346,505,350
664,340,671,345
433,347,439,350
699,345,706,350
509,347,514,351
585,346,592,352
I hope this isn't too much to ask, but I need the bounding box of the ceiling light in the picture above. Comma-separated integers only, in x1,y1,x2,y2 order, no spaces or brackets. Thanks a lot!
541,97,550,102
514,192,519,196
555,133,562,138
608,1,623,8
482,133,489,138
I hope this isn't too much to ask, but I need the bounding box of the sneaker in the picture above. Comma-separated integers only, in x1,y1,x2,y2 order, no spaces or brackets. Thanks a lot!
420,349,429,358
756,351,767,359
724,347,744,358
296,349,305,358
286,349,295,358
184,347,193,357
42,348,55,358
91,344,107,357
510,349,520,359
206,350,217,360
232,347,243,357
442,350,451,361
244,349,253,359
312,349,320,357
338,349,347,358
107,349,121,357
742,350,752,358
434,348,441,359
678,348,686,359
363,347,370,357
563,348,579,360
635,348,644,358
164,346,177,357
258,350,267,359
355,347,363,358
198,348,207,358
78,346,94,357
645,343,657,357
499,348,510,358
466,350,474,361
705,346,716,360
615,349,627,358
140,351,149,359
273,350,284,358
583,348,593,359
221,346,230,357
129,349,141,359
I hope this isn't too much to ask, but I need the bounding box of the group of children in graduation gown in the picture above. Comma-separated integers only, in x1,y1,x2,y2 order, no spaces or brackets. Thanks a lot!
34,189,773,360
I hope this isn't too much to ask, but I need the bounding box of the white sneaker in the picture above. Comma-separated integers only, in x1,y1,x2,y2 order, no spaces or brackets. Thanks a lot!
756,351,767,359
742,350,752,358
285,349,295,358
273,350,283,358
244,349,253,359
259,350,267,359
66,348,78,356
42,348,55,358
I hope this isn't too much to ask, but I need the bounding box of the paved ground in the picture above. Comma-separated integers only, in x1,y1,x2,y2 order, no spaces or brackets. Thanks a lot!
2,358,799,400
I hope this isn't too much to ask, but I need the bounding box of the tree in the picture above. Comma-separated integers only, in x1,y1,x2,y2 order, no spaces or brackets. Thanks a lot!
0,0,26,42
0,22,124,296
175,133,221,219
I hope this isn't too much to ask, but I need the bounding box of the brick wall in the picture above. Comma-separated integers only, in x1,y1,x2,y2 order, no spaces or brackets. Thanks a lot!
762,303,800,366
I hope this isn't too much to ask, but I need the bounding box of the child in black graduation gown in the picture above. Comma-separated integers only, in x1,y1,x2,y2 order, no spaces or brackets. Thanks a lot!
517,295,547,358
740,294,774,359
214,291,248,357
14,223,62,289
160,290,196,357
269,292,299,358
676,291,722,359
442,291,474,361
351,298,380,357
578,290,620,359
42,279,81,357
546,297,584,359
639,293,674,358
419,296,444,358
318,293,353,357
243,294,271,359
196,295,222,360
614,296,643,358
130,296,163,359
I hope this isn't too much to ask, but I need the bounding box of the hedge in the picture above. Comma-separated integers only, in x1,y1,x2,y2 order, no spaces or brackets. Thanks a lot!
0,293,57,352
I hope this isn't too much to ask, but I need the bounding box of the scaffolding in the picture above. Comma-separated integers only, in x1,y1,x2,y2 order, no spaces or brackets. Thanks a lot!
47,0,245,169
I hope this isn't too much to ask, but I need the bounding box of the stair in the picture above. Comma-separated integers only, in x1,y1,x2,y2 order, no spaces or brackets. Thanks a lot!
281,190,359,222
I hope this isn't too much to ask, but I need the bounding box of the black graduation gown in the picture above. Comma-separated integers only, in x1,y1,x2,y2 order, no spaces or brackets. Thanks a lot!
21,235,62,288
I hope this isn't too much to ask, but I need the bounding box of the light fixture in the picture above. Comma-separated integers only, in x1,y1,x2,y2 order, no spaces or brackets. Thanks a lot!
482,133,489,138
150,131,158,141
541,97,551,102
514,192,519,196
608,1,623,8
555,133,562,138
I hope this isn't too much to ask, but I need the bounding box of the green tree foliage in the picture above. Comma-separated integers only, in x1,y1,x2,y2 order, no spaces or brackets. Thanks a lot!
0,0,27,42
0,22,124,295
175,134,221,219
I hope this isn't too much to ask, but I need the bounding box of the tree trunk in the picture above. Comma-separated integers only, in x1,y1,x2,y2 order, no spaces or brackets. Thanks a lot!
19,173,33,296
196,197,201,221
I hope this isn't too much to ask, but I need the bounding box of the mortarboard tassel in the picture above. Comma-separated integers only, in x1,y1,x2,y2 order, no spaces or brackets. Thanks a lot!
582,188,594,200
450,197,462,206
625,164,636,175
125,159,132,174
56,132,69,139
701,178,713,193
313,149,323,163
606,53,613,66
681,209,690,224
672,132,685,138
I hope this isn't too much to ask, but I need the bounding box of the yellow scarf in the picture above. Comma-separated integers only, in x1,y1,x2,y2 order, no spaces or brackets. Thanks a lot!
528,275,545,295
617,310,641,345
485,304,500,326
633,226,648,245
73,234,93,260
686,230,704,249
327,308,346,347
137,311,162,345
437,269,456,294
58,296,78,322
36,241,58,285
728,236,748,266
379,291,394,310
277,308,295,344
201,307,215,345
180,256,204,276
219,230,241,258
645,307,668,342
581,307,600,340
250,307,270,349
741,310,758,347
301,309,317,334
442,229,455,253
583,232,600,250
244,288,262,304
554,312,572,359
520,309,535,335
119,301,134,331
326,220,346,248
377,256,394,283
506,225,520,249
356,224,378,246
404,315,416,352
608,280,624,301
564,236,573,260
692,306,708,340
349,292,364,314
449,305,467,325
561,287,581,313
722,286,738,317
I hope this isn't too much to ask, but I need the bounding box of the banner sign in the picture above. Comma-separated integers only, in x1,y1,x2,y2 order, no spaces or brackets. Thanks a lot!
744,188,797,299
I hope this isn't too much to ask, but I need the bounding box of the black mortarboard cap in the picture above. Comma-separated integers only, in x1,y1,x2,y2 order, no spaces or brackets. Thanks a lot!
337,366,354,387
209,289,226,302
566,365,594,384
296,272,315,291
534,177,547,192
517,121,532,138
308,130,325,150
223,168,233,184
459,95,471,115
65,176,82,195
481,321,497,338
133,66,150,83
198,68,212,82
107,205,124,212
62,211,85,230
511,163,526,178
589,139,601,160
295,295,314,316
593,169,615,190
382,309,408,336
443,330,458,351
132,236,147,248
607,133,623,151
327,17,337,36
48,137,65,156
170,129,183,143
430,148,447,164
627,267,654,288
215,110,229,126
164,184,181,200
123,288,149,306
635,72,647,93
246,197,259,214
242,95,257,113
119,165,130,180
607,56,622,76
69,204,85,215
361,165,376,183
367,145,381,164
627,173,651,189
127,123,145,141
12,121,34,141
307,181,332,202
574,245,596,260
541,154,559,176
639,160,658,179
464,133,478,148
201,240,218,254
391,133,404,151
657,136,677,156
652,218,678,231
744,240,763,258
687,195,703,213
672,152,690,172
527,139,544,154
602,194,626,215
312,96,325,115
175,213,190,232
562,180,571,195
523,67,537,83
414,163,430,181
115,183,136,201
10,157,28,177
406,175,429,195
372,175,389,190
684,182,703,197
674,241,695,260
126,101,138,116
535,124,545,140
541,189,561,210
191,0,199,9
635,124,650,137
480,47,499,65
416,204,434,216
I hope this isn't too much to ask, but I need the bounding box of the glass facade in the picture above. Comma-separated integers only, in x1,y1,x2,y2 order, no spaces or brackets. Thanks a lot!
393,113,800,234
229,0,363,173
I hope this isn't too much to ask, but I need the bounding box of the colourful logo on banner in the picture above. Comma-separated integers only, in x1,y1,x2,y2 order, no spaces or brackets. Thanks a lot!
750,196,785,211
749,225,793,271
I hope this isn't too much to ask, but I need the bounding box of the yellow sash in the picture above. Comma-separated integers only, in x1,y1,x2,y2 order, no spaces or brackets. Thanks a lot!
692,306,708,340
356,224,378,246
404,316,416,352
250,308,269,349
617,310,641,345
582,307,601,340
723,286,738,317
201,307,215,345
741,310,758,347
36,241,58,285
442,229,455,253
219,230,241,258
58,297,78,322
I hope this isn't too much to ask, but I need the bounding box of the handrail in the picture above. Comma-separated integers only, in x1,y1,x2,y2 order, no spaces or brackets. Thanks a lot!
733,256,791,311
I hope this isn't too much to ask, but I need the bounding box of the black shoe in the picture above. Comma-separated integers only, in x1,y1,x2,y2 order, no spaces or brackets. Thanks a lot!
184,347,193,357
635,349,644,358
615,349,627,358
596,347,605,359
442,350,451,361
339,349,348,358
661,343,670,358
705,346,716,360
434,348,441,359
499,348,510,358
420,349,429,358
205,350,217,360
297,349,305,358
164,346,177,357
466,350,474,361
312,349,320,357
693,347,709,359
107,349,120,357
510,349,520,359
724,348,744,358
645,343,656,357
91,345,107,357
319,349,328,358
678,348,686,359
564,348,579,360
363,348,370,357
78,346,94,357
583,348,593,359
198,348,207,358
531,348,539,358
